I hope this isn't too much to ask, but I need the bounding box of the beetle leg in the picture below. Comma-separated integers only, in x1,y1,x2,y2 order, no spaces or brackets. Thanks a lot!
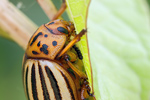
65,51,77,62
64,54,87,79
57,29,87,58
52,0,67,20
81,79,95,100
81,81,90,100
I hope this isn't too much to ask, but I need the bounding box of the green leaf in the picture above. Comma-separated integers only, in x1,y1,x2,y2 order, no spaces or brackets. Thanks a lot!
66,0,94,92
87,0,150,100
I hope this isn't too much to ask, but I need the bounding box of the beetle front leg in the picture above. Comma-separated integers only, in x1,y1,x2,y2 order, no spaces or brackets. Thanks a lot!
57,29,87,58
64,54,87,79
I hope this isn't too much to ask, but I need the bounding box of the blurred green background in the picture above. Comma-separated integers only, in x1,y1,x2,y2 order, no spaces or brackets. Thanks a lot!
0,0,66,100
0,0,150,100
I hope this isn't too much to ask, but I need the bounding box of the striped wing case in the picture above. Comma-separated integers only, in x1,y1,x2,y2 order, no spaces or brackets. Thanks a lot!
23,59,78,100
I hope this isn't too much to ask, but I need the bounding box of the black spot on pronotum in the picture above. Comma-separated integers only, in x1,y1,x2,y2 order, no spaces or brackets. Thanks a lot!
44,34,48,37
31,64,39,100
57,27,68,34
30,32,43,46
44,25,54,34
40,44,49,55
45,66,62,100
38,63,50,100
28,28,39,44
52,41,57,46
60,71,75,100
32,51,39,55
37,41,41,47
48,22,54,25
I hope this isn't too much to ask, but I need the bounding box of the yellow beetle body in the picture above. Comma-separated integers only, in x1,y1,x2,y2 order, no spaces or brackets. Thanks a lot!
23,19,95,100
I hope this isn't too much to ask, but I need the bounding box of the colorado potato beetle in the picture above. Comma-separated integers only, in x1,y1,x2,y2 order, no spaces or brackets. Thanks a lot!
22,0,95,100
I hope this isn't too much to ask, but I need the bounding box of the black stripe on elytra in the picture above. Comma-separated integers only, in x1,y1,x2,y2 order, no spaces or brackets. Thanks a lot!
30,32,43,46
57,27,68,34
44,25,55,34
31,64,39,100
38,63,50,100
32,51,39,55
45,66,62,100
25,67,30,100
40,44,49,55
60,71,75,100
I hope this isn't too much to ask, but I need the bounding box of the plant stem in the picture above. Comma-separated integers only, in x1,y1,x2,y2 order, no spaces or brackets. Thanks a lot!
0,0,38,50
37,0,58,20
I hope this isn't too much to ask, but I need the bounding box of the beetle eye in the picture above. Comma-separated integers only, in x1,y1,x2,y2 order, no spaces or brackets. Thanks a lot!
48,22,54,25
57,27,68,34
